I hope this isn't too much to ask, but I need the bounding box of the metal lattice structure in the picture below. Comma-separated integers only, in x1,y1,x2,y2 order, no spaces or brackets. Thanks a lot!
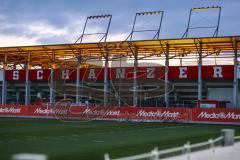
75,14,112,43
126,11,164,41
182,6,221,38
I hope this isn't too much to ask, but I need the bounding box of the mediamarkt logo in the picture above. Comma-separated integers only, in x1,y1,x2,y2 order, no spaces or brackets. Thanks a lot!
137,110,180,118
0,107,21,113
198,112,240,120
83,108,120,116
34,108,68,115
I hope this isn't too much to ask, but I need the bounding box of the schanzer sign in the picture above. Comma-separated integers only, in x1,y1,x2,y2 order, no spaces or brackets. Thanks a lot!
5,65,235,81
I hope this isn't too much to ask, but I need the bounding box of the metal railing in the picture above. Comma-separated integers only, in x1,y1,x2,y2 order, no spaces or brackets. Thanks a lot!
104,136,224,160
235,136,240,141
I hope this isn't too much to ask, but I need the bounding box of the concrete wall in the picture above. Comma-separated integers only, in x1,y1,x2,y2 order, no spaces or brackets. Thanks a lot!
208,88,240,108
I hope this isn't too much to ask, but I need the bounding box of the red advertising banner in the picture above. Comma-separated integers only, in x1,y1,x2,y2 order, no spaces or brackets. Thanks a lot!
0,105,239,125
191,108,240,124
4,65,234,81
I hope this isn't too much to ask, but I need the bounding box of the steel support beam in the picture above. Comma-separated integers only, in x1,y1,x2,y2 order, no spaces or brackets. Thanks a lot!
50,51,56,104
50,67,55,104
76,61,80,104
25,52,31,105
233,41,238,108
133,48,138,107
25,63,30,105
198,42,203,101
104,50,109,107
164,44,169,107
1,54,7,104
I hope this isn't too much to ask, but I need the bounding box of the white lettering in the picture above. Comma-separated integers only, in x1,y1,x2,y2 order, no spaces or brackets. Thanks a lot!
88,69,96,79
179,67,187,78
13,71,19,80
213,66,223,78
34,108,68,115
0,107,21,113
116,68,125,79
137,110,179,118
147,68,155,78
62,70,70,80
197,111,240,120
37,70,43,80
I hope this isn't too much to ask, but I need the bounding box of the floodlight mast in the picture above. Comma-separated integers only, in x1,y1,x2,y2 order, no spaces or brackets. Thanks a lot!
73,14,112,107
124,11,164,107
75,14,112,43
182,6,221,38
126,11,164,41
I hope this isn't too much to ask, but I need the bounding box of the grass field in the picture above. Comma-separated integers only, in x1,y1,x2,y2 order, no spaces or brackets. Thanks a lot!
0,118,239,160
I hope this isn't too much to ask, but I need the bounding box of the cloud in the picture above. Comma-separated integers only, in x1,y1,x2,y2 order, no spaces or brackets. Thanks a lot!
108,33,128,41
0,35,37,47
0,0,240,47
0,14,6,20
28,22,68,36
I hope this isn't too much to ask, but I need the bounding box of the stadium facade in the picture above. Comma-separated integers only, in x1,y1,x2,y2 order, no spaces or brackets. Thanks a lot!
0,7,239,110
0,36,239,108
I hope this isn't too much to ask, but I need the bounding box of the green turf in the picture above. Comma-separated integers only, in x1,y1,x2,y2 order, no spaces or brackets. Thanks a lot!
0,118,239,160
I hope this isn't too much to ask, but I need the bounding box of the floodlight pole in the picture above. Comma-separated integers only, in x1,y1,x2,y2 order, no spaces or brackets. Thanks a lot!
233,40,238,108
74,14,112,106
127,11,164,107
1,54,7,105
24,52,31,105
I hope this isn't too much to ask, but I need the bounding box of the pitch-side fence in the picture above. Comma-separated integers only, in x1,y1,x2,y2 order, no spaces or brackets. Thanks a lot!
104,129,239,160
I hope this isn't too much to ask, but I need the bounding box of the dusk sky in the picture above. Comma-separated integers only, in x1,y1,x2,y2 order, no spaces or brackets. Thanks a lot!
0,0,239,46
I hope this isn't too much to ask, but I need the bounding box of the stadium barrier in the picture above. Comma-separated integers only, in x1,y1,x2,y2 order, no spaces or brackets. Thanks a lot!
104,129,237,160
0,105,240,125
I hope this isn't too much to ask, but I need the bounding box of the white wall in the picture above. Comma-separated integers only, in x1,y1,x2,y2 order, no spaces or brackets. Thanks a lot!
208,88,240,108
0,69,3,81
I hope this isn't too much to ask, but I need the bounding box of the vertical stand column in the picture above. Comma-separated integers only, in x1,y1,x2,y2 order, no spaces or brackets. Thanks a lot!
198,42,203,101
76,61,80,104
164,44,169,107
25,52,31,105
1,54,7,105
233,41,238,108
25,64,30,105
133,48,138,107
50,66,55,104
104,50,109,107
50,51,56,104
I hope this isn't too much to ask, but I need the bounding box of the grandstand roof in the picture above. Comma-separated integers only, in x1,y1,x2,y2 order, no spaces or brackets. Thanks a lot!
0,36,239,68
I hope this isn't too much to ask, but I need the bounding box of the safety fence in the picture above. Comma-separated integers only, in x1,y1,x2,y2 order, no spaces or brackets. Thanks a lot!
104,129,237,160
11,129,238,160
